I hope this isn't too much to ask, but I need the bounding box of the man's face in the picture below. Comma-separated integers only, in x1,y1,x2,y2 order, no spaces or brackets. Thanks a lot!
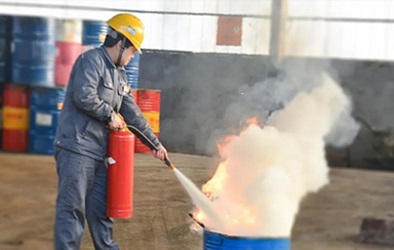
120,46,137,66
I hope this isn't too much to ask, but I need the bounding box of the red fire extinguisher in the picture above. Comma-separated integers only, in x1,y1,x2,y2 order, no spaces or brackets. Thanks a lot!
107,130,135,219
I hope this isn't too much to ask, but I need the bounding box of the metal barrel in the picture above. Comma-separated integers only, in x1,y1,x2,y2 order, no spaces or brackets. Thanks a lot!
28,86,65,154
0,82,3,147
12,17,56,86
124,52,140,89
203,230,291,250
135,89,161,153
82,20,108,48
2,83,29,152
55,19,82,86
0,15,12,82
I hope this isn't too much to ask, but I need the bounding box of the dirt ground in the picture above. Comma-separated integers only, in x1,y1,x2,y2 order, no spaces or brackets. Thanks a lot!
1,151,394,250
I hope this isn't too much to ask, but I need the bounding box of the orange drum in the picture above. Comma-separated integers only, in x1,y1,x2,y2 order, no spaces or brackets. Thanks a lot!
2,84,29,151
135,89,161,153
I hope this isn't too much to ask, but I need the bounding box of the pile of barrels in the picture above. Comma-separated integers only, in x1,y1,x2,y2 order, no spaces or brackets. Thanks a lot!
0,15,160,154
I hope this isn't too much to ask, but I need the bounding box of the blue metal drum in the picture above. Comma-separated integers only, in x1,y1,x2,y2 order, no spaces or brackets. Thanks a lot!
124,52,140,89
12,17,56,86
203,230,291,250
0,15,12,82
82,20,108,48
29,86,65,154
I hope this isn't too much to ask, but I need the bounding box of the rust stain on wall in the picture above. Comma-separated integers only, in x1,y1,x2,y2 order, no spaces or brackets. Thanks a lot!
216,16,242,46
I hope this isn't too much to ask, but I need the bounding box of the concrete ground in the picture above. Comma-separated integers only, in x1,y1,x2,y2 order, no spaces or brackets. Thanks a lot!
0,151,393,250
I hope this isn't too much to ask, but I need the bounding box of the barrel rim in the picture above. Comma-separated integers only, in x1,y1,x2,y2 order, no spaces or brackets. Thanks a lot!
204,229,290,241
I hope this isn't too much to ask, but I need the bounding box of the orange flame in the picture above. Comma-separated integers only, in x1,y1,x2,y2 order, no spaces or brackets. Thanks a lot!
216,135,235,157
246,116,259,126
193,116,264,229
202,162,228,198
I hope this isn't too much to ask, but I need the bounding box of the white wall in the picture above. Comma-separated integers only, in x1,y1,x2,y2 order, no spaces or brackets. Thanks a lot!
0,0,271,16
0,0,271,55
285,0,394,61
288,0,393,20
0,0,393,61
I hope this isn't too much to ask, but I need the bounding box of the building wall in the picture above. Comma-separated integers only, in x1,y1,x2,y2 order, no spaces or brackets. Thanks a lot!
1,1,393,169
137,50,394,170
0,0,271,55
0,0,394,61
284,0,394,60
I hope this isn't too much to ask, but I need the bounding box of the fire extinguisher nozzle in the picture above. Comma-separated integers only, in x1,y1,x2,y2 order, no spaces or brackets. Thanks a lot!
164,158,175,169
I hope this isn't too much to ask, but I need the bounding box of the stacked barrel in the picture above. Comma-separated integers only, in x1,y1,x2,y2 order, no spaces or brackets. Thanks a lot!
29,87,65,154
1,16,64,153
135,89,161,153
0,16,12,146
2,84,29,151
0,15,163,156
125,52,140,89
0,83,3,147
82,20,108,51
12,17,56,86
0,16,12,82
55,19,82,86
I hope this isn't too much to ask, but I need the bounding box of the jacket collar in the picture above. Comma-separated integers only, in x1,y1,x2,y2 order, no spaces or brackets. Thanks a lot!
100,45,124,70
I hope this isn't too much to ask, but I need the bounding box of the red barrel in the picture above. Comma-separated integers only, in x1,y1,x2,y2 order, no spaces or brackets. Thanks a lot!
55,41,82,86
137,89,161,112
135,132,160,153
2,84,29,151
107,130,135,218
55,19,82,86
131,89,138,104
0,83,3,147
136,89,160,153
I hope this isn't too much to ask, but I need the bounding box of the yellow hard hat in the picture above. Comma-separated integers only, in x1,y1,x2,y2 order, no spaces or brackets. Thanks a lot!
107,13,144,53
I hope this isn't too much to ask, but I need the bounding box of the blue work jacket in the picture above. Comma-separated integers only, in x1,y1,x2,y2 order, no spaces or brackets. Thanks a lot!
55,46,161,160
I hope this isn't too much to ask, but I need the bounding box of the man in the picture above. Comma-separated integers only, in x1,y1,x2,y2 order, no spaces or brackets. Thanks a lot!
54,13,168,249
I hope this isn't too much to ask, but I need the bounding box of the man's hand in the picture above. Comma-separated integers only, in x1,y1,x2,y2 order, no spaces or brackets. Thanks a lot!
107,113,126,130
153,145,169,162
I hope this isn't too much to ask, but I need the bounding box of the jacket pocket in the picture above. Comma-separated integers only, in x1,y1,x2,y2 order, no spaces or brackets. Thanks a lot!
98,72,115,104
81,120,107,148
118,80,129,96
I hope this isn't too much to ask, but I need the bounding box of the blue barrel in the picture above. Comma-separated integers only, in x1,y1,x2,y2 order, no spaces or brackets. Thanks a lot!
12,17,56,86
82,20,108,48
29,86,65,154
0,16,12,82
203,230,291,250
124,52,140,89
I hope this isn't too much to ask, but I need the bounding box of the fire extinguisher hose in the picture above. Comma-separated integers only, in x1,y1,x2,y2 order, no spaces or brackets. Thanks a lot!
126,125,175,170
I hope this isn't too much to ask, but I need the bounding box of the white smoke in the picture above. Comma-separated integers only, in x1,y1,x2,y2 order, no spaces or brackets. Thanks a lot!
197,72,355,237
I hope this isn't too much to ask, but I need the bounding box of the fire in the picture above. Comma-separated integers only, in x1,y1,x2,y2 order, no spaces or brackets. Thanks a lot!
192,162,228,227
188,72,355,237
192,118,262,229
202,162,227,199
246,116,259,126
217,117,262,157
216,136,235,157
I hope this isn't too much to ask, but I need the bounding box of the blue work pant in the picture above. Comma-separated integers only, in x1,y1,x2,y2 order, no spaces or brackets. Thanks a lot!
54,148,119,250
